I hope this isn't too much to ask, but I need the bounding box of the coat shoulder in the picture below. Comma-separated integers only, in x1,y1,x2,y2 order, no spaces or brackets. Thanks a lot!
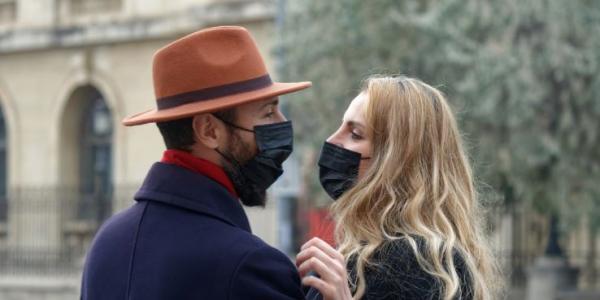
81,202,149,299
129,200,301,299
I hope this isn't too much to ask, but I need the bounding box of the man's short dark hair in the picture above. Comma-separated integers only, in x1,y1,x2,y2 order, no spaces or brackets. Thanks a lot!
156,108,236,152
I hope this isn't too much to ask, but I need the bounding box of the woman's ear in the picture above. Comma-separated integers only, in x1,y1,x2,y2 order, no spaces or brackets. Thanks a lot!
192,113,222,149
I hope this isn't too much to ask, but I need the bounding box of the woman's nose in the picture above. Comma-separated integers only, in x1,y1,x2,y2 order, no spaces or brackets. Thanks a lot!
326,133,335,144
326,129,342,146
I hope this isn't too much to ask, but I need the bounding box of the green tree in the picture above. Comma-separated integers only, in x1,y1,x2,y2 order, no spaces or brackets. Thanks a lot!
279,0,600,236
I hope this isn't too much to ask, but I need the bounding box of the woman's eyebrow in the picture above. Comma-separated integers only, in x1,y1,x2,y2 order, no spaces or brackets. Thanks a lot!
347,120,365,130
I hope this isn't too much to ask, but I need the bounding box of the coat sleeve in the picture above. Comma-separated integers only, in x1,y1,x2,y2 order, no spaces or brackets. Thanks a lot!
228,245,306,300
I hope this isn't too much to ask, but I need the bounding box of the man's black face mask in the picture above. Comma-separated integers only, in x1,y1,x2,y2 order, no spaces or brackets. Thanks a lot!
215,117,293,207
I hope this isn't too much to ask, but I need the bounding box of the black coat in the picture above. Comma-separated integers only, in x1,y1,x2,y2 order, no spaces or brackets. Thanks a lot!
81,162,305,299
306,238,473,300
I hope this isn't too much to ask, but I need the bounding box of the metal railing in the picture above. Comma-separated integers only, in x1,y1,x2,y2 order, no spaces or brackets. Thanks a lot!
486,204,600,290
0,186,136,277
0,186,598,292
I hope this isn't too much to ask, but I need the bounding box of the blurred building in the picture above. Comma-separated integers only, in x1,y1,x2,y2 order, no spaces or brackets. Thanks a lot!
0,0,283,298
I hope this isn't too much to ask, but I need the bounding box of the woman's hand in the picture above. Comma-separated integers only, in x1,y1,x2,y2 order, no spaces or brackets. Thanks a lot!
296,237,353,300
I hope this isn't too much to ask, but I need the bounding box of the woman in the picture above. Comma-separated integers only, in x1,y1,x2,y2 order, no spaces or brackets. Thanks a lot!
297,75,501,300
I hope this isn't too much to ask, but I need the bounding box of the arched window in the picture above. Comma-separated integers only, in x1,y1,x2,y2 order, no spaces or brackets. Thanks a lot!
77,88,113,224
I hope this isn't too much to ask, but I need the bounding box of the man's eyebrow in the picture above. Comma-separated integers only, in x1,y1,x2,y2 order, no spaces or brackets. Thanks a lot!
260,99,279,109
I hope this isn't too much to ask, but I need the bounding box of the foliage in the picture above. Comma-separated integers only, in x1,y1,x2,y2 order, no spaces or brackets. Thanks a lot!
279,0,600,227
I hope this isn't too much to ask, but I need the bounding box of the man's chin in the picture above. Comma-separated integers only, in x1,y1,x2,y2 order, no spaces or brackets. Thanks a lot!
239,191,267,208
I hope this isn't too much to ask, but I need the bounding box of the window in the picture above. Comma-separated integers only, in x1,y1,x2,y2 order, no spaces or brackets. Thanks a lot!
78,90,112,223
0,0,16,25
67,0,121,16
0,105,5,223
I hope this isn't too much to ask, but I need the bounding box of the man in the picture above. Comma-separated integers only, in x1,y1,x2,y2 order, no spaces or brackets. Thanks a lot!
80,26,311,299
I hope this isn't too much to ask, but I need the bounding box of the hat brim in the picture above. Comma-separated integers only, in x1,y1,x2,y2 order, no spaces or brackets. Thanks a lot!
122,81,312,126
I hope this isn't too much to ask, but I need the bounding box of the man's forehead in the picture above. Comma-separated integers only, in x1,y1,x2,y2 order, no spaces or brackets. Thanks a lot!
260,97,279,106
251,97,279,109
235,97,279,112
257,96,278,103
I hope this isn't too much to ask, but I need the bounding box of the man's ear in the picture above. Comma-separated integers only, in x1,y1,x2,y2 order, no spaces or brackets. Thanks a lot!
192,113,223,149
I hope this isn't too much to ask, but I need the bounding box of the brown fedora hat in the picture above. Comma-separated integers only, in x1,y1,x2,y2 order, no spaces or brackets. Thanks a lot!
122,26,311,126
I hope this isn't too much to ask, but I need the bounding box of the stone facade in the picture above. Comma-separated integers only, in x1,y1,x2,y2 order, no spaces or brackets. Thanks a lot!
0,0,282,298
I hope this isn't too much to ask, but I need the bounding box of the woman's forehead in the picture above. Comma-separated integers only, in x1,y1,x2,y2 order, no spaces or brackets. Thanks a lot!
343,93,368,124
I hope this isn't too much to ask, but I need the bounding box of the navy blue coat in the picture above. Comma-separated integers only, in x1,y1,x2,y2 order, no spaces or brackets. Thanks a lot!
81,162,305,299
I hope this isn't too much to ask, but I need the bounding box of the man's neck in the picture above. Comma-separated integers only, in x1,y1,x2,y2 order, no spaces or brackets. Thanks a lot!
161,149,238,198
190,146,223,167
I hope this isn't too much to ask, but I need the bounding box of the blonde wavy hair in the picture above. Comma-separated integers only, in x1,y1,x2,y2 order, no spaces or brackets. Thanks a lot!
332,75,501,299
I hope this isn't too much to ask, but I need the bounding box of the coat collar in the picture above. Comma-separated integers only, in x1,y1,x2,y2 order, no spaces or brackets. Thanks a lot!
134,162,251,232
160,149,238,198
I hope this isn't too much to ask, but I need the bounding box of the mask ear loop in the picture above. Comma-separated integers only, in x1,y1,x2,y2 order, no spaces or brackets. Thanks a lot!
212,114,255,133
212,114,254,169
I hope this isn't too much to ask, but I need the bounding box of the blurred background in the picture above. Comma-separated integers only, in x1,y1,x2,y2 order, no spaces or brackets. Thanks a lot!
0,0,598,299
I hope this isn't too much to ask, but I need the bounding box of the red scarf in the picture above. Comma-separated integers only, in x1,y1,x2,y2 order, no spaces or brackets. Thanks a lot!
161,149,239,198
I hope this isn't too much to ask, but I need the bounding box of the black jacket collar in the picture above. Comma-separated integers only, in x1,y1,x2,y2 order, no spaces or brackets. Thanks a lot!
134,162,251,232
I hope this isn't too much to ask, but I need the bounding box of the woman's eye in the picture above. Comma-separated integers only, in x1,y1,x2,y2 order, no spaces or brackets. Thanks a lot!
265,111,275,118
351,131,363,140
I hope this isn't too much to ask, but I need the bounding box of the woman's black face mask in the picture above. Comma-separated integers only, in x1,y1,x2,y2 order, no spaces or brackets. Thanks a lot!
318,142,370,200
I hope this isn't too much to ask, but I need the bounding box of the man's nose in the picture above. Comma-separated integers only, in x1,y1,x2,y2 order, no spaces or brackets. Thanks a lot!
276,110,287,122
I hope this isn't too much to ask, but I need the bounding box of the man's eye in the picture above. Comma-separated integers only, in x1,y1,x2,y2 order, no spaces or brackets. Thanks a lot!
265,112,275,118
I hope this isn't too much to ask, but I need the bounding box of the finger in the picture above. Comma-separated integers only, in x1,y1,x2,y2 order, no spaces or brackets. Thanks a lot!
296,246,345,276
298,256,341,284
296,246,329,268
302,275,335,299
301,237,326,251
302,237,344,262
298,257,336,281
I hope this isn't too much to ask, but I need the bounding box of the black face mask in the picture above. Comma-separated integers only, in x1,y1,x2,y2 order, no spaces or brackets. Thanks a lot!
318,142,370,200
215,119,293,207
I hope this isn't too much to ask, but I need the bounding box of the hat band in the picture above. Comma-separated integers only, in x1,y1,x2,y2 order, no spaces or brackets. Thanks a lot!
156,74,273,110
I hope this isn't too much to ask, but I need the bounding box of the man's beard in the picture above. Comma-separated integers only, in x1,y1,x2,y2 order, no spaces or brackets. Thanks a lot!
220,129,268,207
